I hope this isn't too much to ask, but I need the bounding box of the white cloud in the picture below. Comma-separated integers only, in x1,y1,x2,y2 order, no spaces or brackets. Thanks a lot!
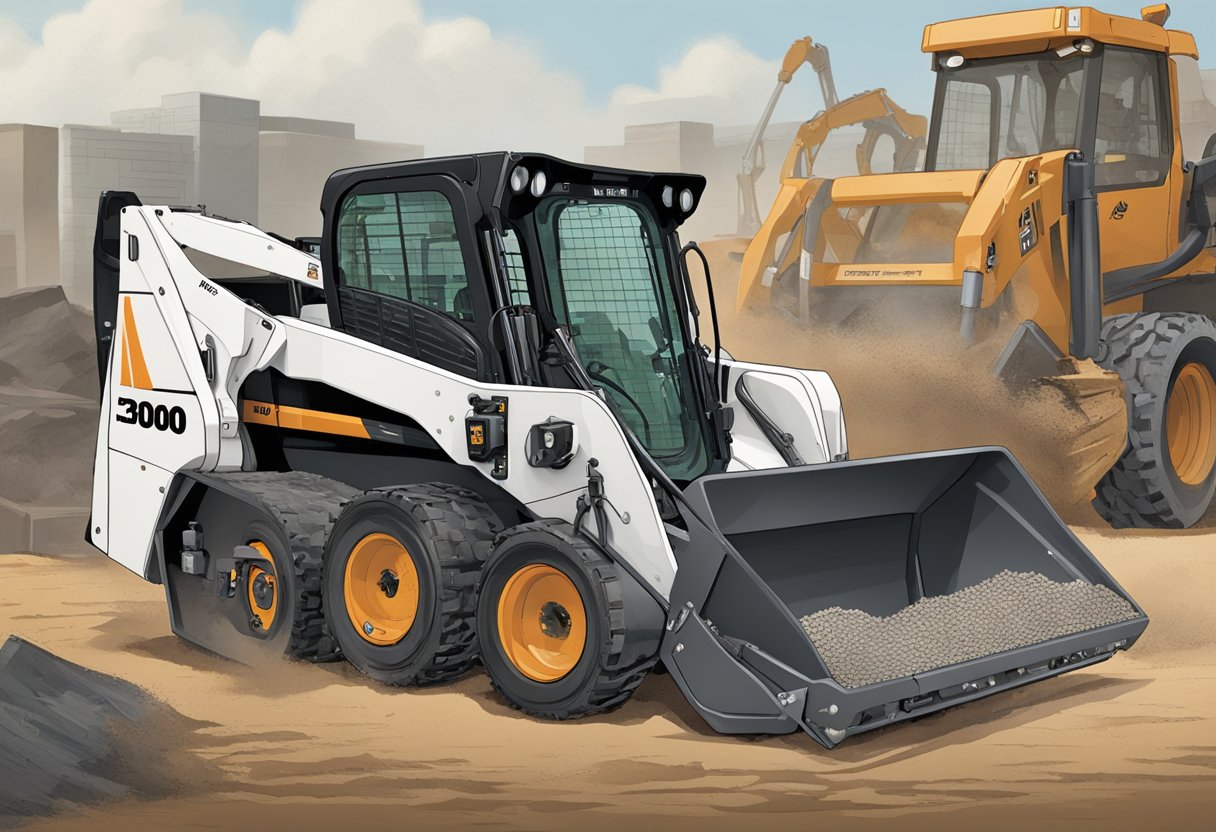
611,36,783,126
0,0,785,158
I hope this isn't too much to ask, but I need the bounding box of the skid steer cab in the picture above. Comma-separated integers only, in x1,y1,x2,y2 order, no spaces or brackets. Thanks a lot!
88,151,1144,748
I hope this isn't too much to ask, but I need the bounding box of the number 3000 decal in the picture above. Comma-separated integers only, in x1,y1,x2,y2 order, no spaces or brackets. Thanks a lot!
115,396,187,434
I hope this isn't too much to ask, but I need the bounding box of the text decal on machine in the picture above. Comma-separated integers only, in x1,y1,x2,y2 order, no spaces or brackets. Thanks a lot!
115,396,188,434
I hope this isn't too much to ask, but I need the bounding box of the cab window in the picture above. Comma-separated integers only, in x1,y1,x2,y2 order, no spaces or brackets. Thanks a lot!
535,198,712,481
337,190,473,321
1094,47,1170,189
502,228,530,304
931,52,1085,171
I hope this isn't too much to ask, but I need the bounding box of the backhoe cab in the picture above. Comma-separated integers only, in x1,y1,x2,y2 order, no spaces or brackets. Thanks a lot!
737,5,1216,529
90,152,1144,748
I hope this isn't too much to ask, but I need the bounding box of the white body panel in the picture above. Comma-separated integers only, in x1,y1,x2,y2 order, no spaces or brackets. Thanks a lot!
721,358,847,471
91,204,847,596
274,318,678,592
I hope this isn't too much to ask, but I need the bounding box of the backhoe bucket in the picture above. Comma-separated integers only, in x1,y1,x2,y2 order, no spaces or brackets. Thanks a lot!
661,447,1147,748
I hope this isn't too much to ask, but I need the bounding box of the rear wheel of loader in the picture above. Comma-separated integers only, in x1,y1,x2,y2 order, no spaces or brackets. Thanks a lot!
476,520,663,720
323,484,501,685
1094,312,1216,528
172,472,361,663
245,541,279,634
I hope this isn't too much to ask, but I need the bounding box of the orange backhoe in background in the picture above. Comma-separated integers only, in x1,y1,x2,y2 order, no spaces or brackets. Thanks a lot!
737,5,1216,530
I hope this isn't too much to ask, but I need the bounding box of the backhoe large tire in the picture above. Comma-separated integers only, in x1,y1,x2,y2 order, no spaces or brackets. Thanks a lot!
323,484,501,686
1094,312,1216,528
476,520,664,720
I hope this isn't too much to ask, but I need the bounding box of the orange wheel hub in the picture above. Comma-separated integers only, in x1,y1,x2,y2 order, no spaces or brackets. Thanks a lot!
343,533,420,646
497,564,587,682
247,541,278,632
1167,362,1216,486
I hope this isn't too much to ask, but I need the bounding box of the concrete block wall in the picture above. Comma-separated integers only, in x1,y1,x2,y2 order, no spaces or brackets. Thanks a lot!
258,119,422,238
0,234,15,294
58,125,195,306
1175,58,1216,161
113,92,261,224
0,125,60,297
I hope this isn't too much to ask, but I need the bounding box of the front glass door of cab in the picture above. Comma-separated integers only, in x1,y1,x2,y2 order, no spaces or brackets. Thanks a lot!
534,197,711,482
1091,46,1177,277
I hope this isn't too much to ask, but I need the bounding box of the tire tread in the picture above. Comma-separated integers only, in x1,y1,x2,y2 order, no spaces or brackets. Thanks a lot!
1094,312,1216,528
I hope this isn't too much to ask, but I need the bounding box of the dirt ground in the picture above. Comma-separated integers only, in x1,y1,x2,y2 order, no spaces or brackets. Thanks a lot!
1,525,1213,832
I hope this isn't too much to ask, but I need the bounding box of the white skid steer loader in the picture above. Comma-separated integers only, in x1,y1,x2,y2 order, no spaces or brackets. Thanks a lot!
87,153,1146,747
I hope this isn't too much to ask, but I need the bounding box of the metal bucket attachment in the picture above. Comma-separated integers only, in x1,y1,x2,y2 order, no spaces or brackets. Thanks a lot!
661,447,1147,748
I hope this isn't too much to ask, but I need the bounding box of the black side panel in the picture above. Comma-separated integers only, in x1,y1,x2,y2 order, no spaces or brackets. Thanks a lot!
337,285,487,380
92,190,142,394
237,370,528,529
1141,276,1216,320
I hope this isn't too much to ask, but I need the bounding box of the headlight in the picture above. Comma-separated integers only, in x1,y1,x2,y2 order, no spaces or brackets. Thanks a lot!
679,188,695,212
661,185,674,208
510,166,529,193
530,170,547,197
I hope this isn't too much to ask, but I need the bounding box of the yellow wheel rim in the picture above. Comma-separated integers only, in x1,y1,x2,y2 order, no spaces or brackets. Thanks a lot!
247,541,278,632
343,533,420,646
497,564,587,682
1167,362,1216,486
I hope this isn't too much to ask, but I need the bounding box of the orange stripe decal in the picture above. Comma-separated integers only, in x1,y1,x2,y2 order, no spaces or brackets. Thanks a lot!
120,316,132,387
121,297,153,390
241,400,371,440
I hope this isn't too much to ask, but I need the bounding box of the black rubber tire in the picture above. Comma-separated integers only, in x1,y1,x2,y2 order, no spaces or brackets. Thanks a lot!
323,483,501,685
476,520,664,720
210,471,360,662
1094,312,1216,528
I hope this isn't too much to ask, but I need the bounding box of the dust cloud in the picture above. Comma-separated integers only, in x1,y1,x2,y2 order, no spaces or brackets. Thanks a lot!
690,239,1125,524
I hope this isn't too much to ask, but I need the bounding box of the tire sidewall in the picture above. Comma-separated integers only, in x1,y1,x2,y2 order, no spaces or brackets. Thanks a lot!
324,495,444,677
477,530,610,709
1159,333,1216,519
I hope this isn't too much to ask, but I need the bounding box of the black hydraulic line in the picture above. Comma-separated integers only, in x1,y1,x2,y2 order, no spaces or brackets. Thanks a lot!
572,458,610,549
550,324,740,571
586,365,653,445
735,376,804,466
679,241,723,400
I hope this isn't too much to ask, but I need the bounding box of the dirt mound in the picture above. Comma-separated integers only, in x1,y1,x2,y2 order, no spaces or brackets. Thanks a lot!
0,287,98,400
0,287,99,508
0,636,216,825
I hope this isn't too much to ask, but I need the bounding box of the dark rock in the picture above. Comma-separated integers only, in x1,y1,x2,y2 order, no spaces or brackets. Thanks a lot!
0,636,213,824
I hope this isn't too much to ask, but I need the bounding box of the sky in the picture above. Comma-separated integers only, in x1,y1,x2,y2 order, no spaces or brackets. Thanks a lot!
0,0,1213,158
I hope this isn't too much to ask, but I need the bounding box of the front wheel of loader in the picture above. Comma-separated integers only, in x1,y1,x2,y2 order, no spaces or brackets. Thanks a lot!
1094,312,1216,528
323,484,501,685
476,520,664,720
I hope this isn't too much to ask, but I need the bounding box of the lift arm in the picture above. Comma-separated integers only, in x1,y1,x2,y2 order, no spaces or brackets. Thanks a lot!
738,37,837,235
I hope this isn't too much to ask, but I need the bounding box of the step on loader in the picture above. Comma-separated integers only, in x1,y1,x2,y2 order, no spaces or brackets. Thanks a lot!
87,152,1145,747
737,5,1216,529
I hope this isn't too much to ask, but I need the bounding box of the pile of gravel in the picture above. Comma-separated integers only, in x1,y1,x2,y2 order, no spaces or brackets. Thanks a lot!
800,570,1139,689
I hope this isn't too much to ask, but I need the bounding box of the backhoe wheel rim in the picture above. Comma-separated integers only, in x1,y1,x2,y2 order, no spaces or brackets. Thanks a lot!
344,533,420,646
1167,362,1216,486
247,541,278,632
497,564,587,682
